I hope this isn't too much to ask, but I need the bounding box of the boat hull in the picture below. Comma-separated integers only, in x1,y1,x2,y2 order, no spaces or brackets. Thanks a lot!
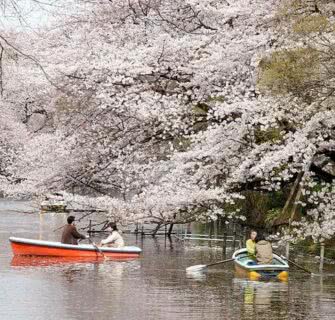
234,263,288,281
9,237,141,258
233,248,289,281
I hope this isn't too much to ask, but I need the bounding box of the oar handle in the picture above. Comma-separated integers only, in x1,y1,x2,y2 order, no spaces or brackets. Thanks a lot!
206,258,234,267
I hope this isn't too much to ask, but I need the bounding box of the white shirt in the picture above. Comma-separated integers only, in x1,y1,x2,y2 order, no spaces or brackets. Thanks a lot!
101,231,125,248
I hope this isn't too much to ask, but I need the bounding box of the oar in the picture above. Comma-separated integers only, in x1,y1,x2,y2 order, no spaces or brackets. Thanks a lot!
186,258,234,272
279,254,314,275
87,237,106,260
53,224,66,232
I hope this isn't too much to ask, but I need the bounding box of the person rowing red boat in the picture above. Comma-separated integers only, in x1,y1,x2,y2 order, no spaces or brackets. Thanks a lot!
61,216,88,245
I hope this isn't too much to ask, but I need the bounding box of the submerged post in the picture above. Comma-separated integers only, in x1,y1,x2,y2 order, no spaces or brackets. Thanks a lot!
232,222,236,251
320,241,325,273
209,220,214,238
285,242,290,259
221,220,226,255
242,227,247,247
167,224,174,237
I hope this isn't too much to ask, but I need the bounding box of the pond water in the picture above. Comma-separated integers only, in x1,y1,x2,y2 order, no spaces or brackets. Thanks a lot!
1,200,335,320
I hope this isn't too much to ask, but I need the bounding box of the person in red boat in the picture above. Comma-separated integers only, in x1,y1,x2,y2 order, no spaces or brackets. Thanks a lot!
100,223,125,248
61,216,88,245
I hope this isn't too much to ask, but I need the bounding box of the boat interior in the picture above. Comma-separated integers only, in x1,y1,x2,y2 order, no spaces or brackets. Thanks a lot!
236,252,286,266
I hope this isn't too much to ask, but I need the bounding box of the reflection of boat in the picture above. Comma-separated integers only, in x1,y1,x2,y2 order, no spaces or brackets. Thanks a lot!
233,248,289,281
40,193,68,212
9,237,142,258
11,255,137,267
233,278,288,313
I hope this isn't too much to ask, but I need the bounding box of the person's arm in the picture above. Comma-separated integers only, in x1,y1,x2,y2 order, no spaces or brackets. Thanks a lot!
100,233,117,246
71,225,86,240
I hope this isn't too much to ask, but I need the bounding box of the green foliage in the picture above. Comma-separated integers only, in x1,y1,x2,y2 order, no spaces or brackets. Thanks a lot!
293,15,331,34
264,208,282,226
293,238,335,259
258,48,320,97
192,103,209,132
254,127,283,144
272,163,289,176
172,136,191,152
193,103,209,115
240,191,287,227
205,95,225,103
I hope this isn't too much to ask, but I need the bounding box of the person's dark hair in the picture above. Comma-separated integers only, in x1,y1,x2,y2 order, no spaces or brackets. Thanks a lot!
67,216,75,224
256,232,266,242
109,222,118,231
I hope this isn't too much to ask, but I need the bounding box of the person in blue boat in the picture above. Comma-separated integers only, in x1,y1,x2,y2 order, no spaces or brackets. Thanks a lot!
255,234,273,265
246,230,257,259
61,216,88,245
100,222,125,248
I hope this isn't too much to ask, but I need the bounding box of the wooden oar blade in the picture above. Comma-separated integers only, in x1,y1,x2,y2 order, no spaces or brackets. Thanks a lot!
186,264,207,272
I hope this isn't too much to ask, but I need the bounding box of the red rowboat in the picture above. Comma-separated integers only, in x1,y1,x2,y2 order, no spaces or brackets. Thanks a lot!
9,237,142,258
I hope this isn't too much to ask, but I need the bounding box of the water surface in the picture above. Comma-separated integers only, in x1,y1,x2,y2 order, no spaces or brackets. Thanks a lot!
1,200,335,320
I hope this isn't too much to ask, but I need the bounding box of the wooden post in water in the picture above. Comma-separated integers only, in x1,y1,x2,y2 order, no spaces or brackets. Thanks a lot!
167,224,174,237
222,221,227,255
209,220,214,238
320,241,325,273
285,242,290,259
89,220,92,234
242,226,247,247
232,222,236,251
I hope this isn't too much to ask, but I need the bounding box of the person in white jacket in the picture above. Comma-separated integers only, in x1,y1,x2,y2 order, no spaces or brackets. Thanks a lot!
100,223,125,248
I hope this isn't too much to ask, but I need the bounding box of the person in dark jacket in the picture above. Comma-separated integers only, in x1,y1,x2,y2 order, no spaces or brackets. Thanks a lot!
61,216,87,245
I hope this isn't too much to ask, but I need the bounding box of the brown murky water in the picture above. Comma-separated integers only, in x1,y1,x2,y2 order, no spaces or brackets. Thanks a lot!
1,200,335,320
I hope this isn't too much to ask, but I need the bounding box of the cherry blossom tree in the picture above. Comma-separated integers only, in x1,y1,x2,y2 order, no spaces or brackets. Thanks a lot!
0,1,334,237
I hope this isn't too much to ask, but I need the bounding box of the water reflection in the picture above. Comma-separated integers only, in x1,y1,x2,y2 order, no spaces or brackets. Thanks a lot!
233,278,288,313
186,269,208,282
2,203,335,320
11,256,101,267
11,256,139,267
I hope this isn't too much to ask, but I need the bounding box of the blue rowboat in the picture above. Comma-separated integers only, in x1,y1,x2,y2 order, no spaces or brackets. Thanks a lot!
232,248,289,281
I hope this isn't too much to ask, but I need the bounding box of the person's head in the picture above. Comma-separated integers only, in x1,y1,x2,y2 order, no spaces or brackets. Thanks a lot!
256,232,266,243
250,230,257,241
67,216,75,224
109,222,118,231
